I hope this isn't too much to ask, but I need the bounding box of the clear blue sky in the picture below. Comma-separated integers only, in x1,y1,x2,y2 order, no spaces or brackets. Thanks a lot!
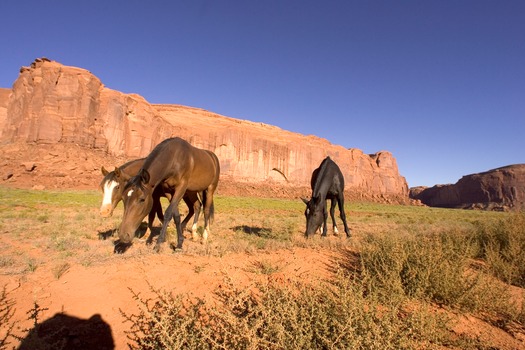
1,1,524,187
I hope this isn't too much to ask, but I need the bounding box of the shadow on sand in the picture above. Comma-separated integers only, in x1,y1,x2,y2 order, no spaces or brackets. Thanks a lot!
231,225,273,237
17,313,114,350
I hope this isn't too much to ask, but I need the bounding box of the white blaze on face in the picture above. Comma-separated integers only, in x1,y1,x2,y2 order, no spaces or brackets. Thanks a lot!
100,180,118,214
127,189,134,197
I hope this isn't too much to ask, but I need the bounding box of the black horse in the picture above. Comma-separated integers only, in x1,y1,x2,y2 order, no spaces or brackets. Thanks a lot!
119,137,220,252
99,159,203,243
302,157,351,238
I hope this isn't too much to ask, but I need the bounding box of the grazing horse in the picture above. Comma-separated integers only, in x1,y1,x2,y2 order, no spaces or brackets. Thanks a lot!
302,157,351,238
99,159,203,241
119,137,220,251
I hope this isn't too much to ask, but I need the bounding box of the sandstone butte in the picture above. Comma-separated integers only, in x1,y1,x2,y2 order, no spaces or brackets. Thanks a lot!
410,164,525,211
0,58,409,202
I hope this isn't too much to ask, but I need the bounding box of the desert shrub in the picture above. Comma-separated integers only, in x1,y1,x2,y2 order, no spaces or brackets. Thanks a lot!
359,231,514,316
471,213,525,287
122,273,452,350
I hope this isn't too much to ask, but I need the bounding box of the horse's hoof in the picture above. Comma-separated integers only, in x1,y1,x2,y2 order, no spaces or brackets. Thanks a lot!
153,243,167,253
170,242,183,252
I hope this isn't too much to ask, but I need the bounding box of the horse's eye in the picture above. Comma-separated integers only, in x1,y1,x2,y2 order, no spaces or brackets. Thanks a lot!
139,198,146,203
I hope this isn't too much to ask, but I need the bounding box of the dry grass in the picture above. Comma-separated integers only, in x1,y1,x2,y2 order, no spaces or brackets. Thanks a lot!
0,187,523,349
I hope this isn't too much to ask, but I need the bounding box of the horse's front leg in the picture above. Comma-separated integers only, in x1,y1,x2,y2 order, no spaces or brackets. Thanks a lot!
337,195,351,238
329,198,339,235
180,194,194,233
155,201,173,249
143,193,163,244
321,205,329,237
160,186,187,251
153,187,165,224
139,207,155,243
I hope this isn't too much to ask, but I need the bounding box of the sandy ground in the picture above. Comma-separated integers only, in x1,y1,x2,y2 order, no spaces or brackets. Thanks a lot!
1,244,336,349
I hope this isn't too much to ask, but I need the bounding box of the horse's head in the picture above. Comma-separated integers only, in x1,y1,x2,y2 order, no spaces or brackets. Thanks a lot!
118,169,154,244
99,167,126,217
302,196,324,237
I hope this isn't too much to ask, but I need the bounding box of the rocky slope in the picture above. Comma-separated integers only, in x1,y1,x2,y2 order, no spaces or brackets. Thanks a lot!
410,164,525,211
0,58,408,201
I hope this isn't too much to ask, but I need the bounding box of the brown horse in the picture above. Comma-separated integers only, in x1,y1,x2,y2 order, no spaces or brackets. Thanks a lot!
99,159,202,243
118,137,220,252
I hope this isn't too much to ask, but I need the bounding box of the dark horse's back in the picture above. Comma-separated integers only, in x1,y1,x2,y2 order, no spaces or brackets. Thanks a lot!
311,157,345,199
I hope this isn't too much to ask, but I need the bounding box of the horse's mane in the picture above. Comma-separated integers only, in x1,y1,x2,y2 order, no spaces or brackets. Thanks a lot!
124,170,148,192
99,171,117,189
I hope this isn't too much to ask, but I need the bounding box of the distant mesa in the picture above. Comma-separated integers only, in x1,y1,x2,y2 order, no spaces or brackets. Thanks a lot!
410,164,525,211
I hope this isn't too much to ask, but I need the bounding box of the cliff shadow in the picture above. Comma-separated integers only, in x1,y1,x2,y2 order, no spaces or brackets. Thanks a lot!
17,312,114,350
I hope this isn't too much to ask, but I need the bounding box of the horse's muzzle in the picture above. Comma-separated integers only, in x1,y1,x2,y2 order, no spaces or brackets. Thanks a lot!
118,230,134,244
99,205,113,218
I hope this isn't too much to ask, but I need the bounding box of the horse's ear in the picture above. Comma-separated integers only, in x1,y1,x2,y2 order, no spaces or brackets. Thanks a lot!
301,197,310,205
114,167,121,178
140,169,151,184
101,166,109,176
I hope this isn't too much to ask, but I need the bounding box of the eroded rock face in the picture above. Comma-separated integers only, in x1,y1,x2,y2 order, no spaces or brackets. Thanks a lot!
0,88,11,139
1,58,168,158
152,104,408,200
410,165,525,211
0,58,408,201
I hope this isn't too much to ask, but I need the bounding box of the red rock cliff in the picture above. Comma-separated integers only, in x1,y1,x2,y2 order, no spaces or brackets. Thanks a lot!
0,58,408,201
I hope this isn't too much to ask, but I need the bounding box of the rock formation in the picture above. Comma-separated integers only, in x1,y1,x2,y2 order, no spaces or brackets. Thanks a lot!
0,58,408,201
410,164,525,211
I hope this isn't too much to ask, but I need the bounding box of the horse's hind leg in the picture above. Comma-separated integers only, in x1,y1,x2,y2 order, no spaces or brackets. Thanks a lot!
329,198,339,235
181,191,201,241
202,189,215,243
191,193,202,241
